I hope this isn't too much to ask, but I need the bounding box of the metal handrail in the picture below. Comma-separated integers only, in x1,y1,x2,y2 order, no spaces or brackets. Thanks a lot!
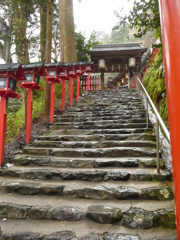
136,76,170,173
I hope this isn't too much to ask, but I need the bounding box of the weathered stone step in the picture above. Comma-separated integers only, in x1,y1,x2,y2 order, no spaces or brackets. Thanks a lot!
53,123,151,130
61,111,146,118
0,220,177,240
58,115,146,122
57,118,148,124
0,167,171,182
22,146,157,158
31,140,156,149
1,178,173,201
38,133,156,142
14,156,165,169
0,201,175,229
68,106,143,112
48,128,152,135
0,187,174,212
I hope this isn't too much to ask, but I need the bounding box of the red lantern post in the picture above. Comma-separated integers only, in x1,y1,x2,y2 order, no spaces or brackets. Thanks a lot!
85,62,94,91
59,63,69,113
75,63,83,102
44,63,62,124
159,1,180,237
0,64,25,166
68,63,76,107
20,63,46,144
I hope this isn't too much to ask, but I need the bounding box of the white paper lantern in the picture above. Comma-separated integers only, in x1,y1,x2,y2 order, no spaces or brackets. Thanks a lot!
99,59,106,69
129,57,136,67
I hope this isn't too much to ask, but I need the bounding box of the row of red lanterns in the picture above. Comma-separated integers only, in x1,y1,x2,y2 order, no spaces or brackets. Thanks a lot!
0,62,94,167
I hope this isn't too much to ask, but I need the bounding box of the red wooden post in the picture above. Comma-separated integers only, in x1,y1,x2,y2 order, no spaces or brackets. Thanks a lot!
0,95,7,166
159,0,180,237
70,77,73,106
50,81,55,124
61,79,65,112
77,75,80,102
26,88,33,144
89,76,91,91
85,76,87,91
45,64,61,123
87,73,90,91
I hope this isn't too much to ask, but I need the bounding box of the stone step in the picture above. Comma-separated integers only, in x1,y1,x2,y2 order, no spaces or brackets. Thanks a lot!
1,88,175,238
14,156,165,169
31,140,156,149
53,123,151,130
57,118,148,124
47,128,152,135
0,198,175,229
67,106,143,112
38,133,156,142
0,177,173,201
61,111,146,118
0,187,174,211
22,146,157,158
0,167,171,182
58,115,147,122
0,220,177,240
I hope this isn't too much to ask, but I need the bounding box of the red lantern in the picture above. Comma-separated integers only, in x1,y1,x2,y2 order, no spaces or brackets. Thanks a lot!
20,63,46,144
85,62,94,91
0,63,25,166
44,63,62,124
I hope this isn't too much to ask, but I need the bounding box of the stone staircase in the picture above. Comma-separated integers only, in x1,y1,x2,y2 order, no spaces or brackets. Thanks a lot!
0,89,176,240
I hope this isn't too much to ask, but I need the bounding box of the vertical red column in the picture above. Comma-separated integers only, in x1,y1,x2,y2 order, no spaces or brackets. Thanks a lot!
70,77,73,106
77,75,80,102
89,76,91,91
26,88,33,144
50,81,55,124
87,73,90,91
85,77,87,91
61,80,65,112
159,0,180,237
0,95,7,166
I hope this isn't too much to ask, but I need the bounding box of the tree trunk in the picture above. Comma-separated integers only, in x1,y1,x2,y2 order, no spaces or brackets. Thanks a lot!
58,0,77,100
40,1,47,62
44,0,53,116
58,0,65,61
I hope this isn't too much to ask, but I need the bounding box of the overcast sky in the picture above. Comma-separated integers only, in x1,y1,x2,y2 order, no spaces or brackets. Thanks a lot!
73,0,133,37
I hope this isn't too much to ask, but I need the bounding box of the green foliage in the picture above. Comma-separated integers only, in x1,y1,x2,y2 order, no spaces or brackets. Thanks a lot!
109,26,130,43
114,0,161,40
6,104,25,144
75,31,100,62
143,48,168,128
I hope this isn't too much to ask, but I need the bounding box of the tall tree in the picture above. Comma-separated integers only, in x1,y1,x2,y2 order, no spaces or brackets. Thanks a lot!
52,1,60,62
40,0,47,62
75,31,100,62
58,0,77,99
44,0,53,116
114,0,160,40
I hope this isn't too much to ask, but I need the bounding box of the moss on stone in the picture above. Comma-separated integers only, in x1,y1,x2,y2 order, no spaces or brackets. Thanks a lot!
143,48,169,129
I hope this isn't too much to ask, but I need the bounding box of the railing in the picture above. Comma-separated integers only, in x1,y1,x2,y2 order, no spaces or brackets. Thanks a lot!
80,75,101,91
136,76,170,173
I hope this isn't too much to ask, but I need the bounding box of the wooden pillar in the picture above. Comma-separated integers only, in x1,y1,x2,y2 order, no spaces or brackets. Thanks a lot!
100,69,105,90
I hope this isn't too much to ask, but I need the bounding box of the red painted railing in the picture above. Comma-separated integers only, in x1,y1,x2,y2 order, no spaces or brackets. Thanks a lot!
81,74,101,91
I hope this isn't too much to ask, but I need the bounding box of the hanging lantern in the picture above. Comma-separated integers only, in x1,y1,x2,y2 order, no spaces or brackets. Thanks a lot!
85,62,93,73
99,59,106,69
129,57,136,67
